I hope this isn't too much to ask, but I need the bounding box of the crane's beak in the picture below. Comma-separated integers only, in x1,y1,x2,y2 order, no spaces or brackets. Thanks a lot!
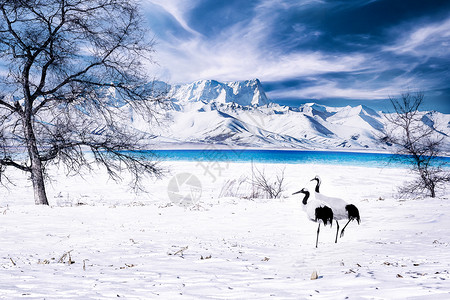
310,178,315,181
292,190,302,195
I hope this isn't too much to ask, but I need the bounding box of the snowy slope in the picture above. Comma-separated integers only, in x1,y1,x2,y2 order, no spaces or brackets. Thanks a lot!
1,161,450,299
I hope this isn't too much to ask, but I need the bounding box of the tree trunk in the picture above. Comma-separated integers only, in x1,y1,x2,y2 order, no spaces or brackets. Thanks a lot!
429,181,436,198
31,157,49,205
24,114,50,205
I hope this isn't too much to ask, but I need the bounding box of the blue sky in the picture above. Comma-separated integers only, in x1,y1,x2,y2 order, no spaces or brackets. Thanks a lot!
142,0,450,112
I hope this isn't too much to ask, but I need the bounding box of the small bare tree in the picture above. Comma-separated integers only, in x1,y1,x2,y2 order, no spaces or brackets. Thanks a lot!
0,0,164,205
218,167,285,199
380,92,450,198
250,166,285,199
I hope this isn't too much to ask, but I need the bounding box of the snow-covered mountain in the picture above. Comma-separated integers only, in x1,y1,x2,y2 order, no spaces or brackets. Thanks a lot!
168,79,268,106
127,79,450,152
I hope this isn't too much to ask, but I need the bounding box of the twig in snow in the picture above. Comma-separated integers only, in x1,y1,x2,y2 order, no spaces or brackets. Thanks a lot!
58,250,74,264
168,246,188,257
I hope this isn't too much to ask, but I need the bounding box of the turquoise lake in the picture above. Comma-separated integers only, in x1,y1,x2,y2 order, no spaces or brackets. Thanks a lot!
140,149,450,168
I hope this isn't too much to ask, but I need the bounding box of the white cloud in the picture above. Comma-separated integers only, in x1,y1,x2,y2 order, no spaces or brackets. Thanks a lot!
149,35,369,84
384,17,450,57
267,71,435,101
143,0,201,37
268,82,392,100
145,0,368,84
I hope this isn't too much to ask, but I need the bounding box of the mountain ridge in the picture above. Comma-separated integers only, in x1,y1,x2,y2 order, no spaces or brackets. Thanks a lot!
169,78,268,107
137,78,450,152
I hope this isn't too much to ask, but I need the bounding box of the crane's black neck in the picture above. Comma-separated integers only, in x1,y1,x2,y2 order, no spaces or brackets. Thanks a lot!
313,178,321,193
301,190,310,205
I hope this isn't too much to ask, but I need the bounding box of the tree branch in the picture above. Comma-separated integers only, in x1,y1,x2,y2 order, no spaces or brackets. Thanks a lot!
0,157,30,172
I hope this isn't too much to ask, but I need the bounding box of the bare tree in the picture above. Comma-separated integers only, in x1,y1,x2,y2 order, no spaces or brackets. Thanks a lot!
380,92,450,198
217,167,286,199
0,0,165,205
250,166,285,199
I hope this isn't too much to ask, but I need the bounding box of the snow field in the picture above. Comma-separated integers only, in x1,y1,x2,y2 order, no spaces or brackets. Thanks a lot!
0,161,449,299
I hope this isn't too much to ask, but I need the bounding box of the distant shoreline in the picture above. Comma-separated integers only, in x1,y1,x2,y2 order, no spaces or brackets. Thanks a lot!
148,144,450,157
150,144,392,154
6,144,450,158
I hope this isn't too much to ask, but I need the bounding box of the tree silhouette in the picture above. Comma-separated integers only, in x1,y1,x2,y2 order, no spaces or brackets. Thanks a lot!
381,92,449,198
0,0,164,205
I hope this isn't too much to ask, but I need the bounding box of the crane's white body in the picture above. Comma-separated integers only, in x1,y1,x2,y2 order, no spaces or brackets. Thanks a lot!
303,196,331,222
313,192,348,220
311,175,350,220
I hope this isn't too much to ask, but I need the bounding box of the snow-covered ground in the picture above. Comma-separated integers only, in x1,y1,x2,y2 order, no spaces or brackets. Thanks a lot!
1,161,449,299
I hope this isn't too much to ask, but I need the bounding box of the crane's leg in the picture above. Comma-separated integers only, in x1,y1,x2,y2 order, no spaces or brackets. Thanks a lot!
316,223,320,248
340,220,352,238
335,220,340,243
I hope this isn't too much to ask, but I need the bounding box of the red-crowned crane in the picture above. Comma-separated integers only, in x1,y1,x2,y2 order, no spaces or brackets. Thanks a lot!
292,188,334,248
310,175,360,243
